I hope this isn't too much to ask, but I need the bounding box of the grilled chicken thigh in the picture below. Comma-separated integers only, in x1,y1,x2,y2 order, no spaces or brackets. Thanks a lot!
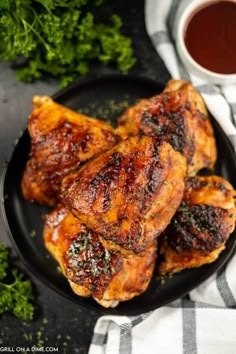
116,80,217,175
20,80,230,307
60,136,187,255
43,207,157,307
158,176,236,275
22,96,120,206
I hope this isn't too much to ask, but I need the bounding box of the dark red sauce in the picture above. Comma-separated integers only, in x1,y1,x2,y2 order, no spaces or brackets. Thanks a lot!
184,1,236,74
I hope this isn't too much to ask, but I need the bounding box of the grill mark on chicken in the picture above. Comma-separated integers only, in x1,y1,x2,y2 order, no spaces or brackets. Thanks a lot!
142,142,164,212
141,103,194,163
22,96,121,206
98,141,166,251
79,133,91,153
33,122,88,174
185,177,230,194
64,231,122,299
158,175,236,275
122,157,137,194
116,80,217,176
44,207,157,305
166,202,230,253
34,122,118,171
61,136,187,254
89,152,123,209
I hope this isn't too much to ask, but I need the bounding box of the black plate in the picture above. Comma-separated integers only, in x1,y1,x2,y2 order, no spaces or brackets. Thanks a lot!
1,74,236,315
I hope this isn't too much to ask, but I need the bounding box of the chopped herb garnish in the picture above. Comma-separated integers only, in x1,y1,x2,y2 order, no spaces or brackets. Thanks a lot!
64,231,122,296
30,229,36,238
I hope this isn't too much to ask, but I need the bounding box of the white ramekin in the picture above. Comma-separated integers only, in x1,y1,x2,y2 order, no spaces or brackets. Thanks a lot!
175,0,236,85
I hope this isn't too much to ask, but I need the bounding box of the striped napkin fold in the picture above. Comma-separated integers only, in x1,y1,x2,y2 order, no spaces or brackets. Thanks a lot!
89,1,236,353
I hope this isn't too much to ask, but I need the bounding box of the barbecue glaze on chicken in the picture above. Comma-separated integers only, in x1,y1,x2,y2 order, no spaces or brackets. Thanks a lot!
43,207,157,307
20,80,233,308
116,80,217,175
158,176,236,275
22,96,120,206
60,136,187,255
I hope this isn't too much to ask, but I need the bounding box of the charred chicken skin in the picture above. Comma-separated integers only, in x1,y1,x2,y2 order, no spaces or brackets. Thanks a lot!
22,96,120,206
20,80,232,307
116,80,217,175
60,136,187,255
158,176,236,275
43,207,157,308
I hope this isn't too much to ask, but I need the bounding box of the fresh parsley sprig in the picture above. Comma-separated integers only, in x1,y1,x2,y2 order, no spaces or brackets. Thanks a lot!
0,0,136,87
0,244,34,321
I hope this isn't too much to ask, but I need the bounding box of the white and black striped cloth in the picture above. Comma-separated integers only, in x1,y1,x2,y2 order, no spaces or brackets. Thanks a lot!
89,1,236,353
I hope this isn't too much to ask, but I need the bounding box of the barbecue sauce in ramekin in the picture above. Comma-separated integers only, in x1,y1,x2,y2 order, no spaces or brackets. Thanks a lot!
184,1,236,74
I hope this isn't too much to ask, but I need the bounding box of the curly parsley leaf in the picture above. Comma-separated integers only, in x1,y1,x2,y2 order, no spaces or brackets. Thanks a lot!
0,0,136,87
0,245,34,320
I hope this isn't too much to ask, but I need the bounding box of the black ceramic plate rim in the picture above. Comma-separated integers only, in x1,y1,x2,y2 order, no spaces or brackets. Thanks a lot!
1,73,236,316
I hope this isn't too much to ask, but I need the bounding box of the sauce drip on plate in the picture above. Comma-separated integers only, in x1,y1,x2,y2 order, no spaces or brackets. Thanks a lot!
184,1,236,74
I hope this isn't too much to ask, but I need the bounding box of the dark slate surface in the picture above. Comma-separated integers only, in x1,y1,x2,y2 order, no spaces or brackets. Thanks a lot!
0,0,170,352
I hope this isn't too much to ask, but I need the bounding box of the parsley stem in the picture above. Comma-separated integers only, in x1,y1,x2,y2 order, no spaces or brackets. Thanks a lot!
21,18,49,51
34,0,51,13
